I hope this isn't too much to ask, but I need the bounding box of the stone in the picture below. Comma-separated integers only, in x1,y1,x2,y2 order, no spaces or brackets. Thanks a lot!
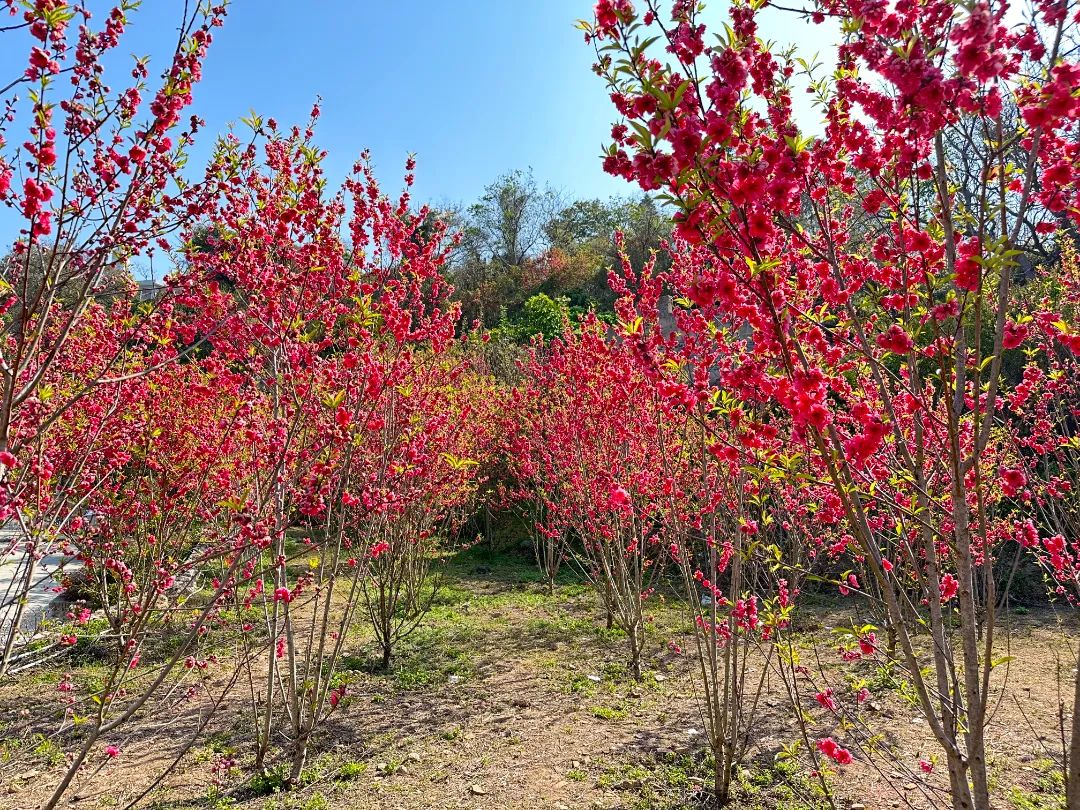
470,784,488,795
407,752,421,763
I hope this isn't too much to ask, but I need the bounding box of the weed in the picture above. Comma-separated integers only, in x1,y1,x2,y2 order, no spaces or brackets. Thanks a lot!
1008,758,1066,810
591,704,629,721
32,733,64,766
337,761,366,780
204,786,236,810
249,768,288,796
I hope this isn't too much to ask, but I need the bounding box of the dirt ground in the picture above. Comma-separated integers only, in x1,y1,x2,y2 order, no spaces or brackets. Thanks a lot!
0,547,1074,810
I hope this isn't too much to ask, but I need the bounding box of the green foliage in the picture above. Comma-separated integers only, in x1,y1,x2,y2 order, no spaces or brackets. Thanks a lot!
590,704,629,720
204,787,237,810
1008,759,1066,810
336,761,366,781
516,293,570,341
32,734,65,766
447,171,670,331
249,768,289,796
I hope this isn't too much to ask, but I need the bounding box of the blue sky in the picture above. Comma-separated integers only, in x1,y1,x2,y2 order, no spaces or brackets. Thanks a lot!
188,0,633,206
2,1,833,223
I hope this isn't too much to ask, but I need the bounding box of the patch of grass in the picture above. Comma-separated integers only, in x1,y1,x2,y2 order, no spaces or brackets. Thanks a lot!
258,790,330,810
566,768,588,781
591,704,629,721
1008,758,1066,810
597,756,700,810
336,761,366,781
597,761,653,790
207,731,236,755
597,750,831,810
394,664,434,689
733,754,832,810
384,619,478,690
565,672,601,696
339,654,366,672
32,733,64,765
601,660,630,681
249,768,289,796
374,756,404,776
204,786,236,810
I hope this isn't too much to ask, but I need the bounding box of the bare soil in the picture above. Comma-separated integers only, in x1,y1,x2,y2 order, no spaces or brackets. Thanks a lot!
0,549,1073,810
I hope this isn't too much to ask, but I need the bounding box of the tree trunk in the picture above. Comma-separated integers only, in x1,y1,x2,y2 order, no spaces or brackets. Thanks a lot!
628,627,642,681
714,756,731,807
287,732,309,789
1068,640,1080,809
946,750,975,810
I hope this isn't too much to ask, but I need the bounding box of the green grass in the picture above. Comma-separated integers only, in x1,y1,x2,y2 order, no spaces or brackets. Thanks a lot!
1008,758,1066,810
597,755,699,810
336,761,366,781
249,768,289,796
594,750,833,810
590,704,629,721
32,733,65,765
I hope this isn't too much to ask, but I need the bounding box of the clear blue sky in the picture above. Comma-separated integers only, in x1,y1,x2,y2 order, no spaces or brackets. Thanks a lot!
189,0,634,206
2,2,831,217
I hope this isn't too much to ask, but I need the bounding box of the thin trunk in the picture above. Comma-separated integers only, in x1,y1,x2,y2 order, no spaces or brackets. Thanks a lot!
628,629,642,681
1068,638,1080,809
714,760,729,808
0,544,35,676
288,731,309,788
945,750,975,810
952,487,991,809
